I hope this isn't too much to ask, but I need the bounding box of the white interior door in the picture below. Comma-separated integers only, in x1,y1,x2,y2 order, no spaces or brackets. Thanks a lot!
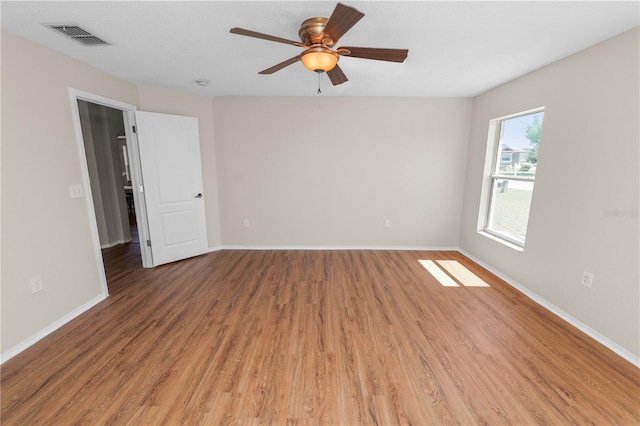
135,111,208,266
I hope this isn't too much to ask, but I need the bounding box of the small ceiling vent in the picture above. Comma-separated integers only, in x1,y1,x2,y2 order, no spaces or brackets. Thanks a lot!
45,24,110,46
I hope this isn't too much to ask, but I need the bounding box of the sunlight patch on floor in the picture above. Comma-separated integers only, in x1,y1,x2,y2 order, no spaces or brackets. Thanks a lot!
436,260,490,287
419,260,491,287
418,260,459,286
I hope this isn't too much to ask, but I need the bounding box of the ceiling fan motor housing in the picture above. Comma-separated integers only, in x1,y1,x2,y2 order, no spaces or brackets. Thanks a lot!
298,17,340,73
298,17,333,46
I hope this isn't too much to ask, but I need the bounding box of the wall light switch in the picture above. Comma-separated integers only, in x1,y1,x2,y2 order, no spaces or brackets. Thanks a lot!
243,219,250,228
384,219,391,228
69,184,84,199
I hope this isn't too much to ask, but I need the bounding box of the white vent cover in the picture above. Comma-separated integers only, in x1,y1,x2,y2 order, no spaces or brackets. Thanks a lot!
45,24,110,46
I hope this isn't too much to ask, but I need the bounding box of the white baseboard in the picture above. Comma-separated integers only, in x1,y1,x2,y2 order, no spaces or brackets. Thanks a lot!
100,238,132,249
219,245,459,251
1,293,107,364
458,248,640,368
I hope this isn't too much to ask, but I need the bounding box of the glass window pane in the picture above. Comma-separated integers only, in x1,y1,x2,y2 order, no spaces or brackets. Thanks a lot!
495,112,543,178
487,179,534,244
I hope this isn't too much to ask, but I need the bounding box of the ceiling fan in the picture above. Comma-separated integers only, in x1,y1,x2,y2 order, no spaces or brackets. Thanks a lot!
230,3,408,86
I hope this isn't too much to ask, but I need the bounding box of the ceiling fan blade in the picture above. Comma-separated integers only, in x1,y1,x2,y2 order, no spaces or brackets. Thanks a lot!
258,55,302,75
339,47,408,63
326,64,348,86
322,3,365,44
230,27,301,46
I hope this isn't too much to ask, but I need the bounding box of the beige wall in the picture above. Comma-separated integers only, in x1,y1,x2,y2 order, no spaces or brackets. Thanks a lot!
1,31,139,353
459,28,640,357
212,97,472,247
136,85,222,248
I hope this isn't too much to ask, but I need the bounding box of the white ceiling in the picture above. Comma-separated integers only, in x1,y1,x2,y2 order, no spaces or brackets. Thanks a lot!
1,1,638,97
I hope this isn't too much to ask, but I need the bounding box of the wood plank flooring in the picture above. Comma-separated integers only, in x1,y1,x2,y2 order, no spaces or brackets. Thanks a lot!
2,245,639,425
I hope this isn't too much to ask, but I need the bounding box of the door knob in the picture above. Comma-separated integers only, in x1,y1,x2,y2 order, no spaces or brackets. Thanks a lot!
195,193,203,198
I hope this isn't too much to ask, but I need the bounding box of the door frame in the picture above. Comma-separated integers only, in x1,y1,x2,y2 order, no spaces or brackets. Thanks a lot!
69,88,153,289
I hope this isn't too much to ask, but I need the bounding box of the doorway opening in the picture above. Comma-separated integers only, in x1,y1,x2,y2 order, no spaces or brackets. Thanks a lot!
77,100,138,252
69,89,153,296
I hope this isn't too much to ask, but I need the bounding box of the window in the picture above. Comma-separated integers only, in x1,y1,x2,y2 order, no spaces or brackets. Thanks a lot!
482,108,544,248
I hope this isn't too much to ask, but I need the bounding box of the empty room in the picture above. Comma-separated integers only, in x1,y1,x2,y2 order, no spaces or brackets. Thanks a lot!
1,1,638,424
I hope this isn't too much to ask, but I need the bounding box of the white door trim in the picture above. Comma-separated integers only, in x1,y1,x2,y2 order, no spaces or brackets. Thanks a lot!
68,89,153,295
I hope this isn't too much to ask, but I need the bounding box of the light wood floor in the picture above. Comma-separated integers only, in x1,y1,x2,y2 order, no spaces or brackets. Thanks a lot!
2,245,638,425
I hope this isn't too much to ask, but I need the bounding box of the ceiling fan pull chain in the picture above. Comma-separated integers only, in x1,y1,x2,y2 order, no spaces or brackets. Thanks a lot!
317,71,322,94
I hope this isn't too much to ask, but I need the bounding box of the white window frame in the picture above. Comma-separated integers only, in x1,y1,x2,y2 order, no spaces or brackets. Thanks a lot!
480,107,544,249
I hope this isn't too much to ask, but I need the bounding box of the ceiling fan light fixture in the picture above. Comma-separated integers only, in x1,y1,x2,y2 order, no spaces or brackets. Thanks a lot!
300,47,339,73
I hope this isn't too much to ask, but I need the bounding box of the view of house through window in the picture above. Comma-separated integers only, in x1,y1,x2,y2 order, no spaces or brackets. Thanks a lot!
485,109,544,247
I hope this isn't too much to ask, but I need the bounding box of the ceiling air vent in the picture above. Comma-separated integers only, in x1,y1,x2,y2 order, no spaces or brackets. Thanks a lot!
45,24,110,46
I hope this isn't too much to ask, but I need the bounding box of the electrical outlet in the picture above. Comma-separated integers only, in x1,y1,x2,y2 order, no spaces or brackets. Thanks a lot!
581,271,593,288
243,219,250,228
384,219,391,228
31,275,43,293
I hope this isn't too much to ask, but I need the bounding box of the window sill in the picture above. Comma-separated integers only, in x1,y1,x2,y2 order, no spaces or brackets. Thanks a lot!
478,231,524,252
